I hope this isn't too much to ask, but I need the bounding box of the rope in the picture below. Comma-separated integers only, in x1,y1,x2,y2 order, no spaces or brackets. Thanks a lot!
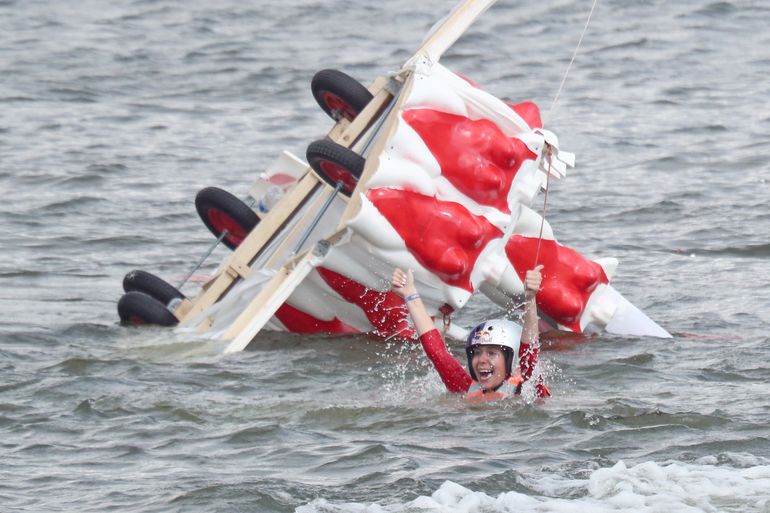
534,0,599,266
440,309,452,338
544,0,600,125
176,229,228,289
532,146,553,268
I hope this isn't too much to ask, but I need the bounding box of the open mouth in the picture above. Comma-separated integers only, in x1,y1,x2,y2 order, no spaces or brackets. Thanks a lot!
478,368,494,379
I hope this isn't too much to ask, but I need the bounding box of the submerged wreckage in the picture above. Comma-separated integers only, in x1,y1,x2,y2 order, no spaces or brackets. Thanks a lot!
117,0,671,352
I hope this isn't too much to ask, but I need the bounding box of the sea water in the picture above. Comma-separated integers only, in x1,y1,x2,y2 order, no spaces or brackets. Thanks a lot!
1,0,769,512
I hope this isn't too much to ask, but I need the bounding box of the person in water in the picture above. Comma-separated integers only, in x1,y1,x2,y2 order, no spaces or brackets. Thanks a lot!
391,265,550,400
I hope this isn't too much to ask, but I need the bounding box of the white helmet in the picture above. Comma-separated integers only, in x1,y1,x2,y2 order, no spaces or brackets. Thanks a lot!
465,319,522,380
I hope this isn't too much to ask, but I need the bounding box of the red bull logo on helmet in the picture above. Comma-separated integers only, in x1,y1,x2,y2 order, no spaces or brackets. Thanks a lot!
471,329,492,345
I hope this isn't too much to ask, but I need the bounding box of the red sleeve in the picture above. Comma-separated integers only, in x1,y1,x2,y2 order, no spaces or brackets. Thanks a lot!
519,341,538,381
419,329,473,394
520,341,551,398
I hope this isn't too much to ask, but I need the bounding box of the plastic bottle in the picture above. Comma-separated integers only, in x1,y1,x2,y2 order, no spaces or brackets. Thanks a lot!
257,185,284,214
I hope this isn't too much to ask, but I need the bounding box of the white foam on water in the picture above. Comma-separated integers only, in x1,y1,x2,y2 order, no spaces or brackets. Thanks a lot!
296,459,770,513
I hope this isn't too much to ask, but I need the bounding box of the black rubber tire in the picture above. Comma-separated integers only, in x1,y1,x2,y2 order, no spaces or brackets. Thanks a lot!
306,140,366,196
122,270,185,305
117,291,179,326
195,186,259,250
311,69,373,122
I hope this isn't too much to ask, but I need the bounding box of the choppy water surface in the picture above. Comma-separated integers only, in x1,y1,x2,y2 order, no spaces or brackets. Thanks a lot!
1,1,769,511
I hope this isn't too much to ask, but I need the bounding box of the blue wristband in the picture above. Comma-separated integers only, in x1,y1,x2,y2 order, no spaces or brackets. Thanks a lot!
404,293,421,303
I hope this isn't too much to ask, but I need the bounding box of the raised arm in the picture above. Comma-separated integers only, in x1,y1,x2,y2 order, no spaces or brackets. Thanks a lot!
521,265,543,345
520,265,551,397
391,268,436,336
391,268,472,393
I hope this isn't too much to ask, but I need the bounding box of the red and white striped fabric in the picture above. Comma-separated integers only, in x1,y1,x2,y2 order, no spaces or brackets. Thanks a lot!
199,62,669,340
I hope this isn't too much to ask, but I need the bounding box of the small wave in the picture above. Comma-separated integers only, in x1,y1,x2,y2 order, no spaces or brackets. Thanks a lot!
670,123,728,134
593,38,649,53
46,87,99,103
692,2,737,17
223,424,285,445
568,404,730,431
168,478,302,512
609,352,655,366
618,198,684,217
311,443,391,473
674,243,770,258
0,95,37,102
0,269,49,278
49,357,110,376
661,84,711,98
40,195,104,211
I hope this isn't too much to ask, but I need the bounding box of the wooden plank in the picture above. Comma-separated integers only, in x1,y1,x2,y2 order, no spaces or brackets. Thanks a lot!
261,186,336,269
220,250,320,351
172,298,193,320
221,230,346,353
408,0,497,65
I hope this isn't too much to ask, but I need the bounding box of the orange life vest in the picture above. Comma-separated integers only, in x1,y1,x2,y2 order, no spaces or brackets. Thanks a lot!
464,375,523,402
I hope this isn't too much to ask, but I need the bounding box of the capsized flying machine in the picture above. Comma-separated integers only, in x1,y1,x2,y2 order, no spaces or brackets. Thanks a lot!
117,0,671,351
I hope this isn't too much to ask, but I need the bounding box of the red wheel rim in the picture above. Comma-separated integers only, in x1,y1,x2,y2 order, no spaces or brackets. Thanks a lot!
207,208,248,247
322,92,357,121
128,316,145,325
319,160,358,194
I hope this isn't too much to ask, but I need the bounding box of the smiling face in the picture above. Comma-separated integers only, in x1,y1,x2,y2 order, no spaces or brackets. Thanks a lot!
470,345,508,391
